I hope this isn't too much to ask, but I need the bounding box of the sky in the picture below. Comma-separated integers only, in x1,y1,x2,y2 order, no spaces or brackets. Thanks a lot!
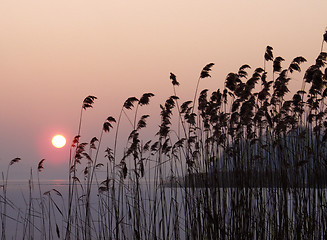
1,0,327,180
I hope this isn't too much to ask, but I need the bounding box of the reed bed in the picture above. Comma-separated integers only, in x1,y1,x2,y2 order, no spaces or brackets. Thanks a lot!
1,30,327,239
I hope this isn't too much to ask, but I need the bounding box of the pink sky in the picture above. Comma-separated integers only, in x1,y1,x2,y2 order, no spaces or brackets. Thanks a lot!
1,0,327,180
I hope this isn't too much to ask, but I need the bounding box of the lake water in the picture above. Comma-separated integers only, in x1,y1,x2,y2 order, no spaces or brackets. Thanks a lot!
2,179,327,239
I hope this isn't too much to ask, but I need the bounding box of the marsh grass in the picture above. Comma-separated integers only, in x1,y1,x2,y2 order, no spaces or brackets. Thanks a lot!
1,30,327,239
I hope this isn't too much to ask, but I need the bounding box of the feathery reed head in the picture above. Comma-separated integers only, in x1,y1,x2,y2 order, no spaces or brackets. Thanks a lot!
37,159,45,172
9,157,21,166
139,93,155,106
289,56,307,73
90,137,98,149
71,135,80,147
105,147,114,162
273,57,285,72
123,97,139,109
200,63,215,79
106,116,116,123
103,122,113,132
82,95,97,109
103,116,116,132
137,115,150,130
264,46,274,61
170,72,180,86
238,64,251,78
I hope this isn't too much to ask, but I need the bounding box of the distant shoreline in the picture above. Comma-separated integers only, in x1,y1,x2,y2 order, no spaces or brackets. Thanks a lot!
164,170,327,188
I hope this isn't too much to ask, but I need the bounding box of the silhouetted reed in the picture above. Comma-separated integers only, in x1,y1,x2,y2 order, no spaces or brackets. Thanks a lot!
1,30,327,239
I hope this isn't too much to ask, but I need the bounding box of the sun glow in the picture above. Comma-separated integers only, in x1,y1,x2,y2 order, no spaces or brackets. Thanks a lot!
52,135,66,148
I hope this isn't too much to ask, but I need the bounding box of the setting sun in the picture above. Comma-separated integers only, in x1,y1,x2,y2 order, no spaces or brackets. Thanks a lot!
52,135,66,148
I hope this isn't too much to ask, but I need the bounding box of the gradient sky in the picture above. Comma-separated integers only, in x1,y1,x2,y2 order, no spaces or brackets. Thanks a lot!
1,0,327,180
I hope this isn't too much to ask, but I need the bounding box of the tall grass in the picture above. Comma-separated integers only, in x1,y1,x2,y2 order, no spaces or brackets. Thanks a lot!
1,29,327,239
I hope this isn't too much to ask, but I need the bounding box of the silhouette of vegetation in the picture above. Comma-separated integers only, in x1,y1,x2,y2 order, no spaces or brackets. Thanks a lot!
1,30,327,239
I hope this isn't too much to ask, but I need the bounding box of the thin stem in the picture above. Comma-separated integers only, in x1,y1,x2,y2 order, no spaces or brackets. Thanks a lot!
133,103,140,130
113,108,124,161
173,85,188,139
85,129,104,239
191,77,201,114
77,107,83,136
